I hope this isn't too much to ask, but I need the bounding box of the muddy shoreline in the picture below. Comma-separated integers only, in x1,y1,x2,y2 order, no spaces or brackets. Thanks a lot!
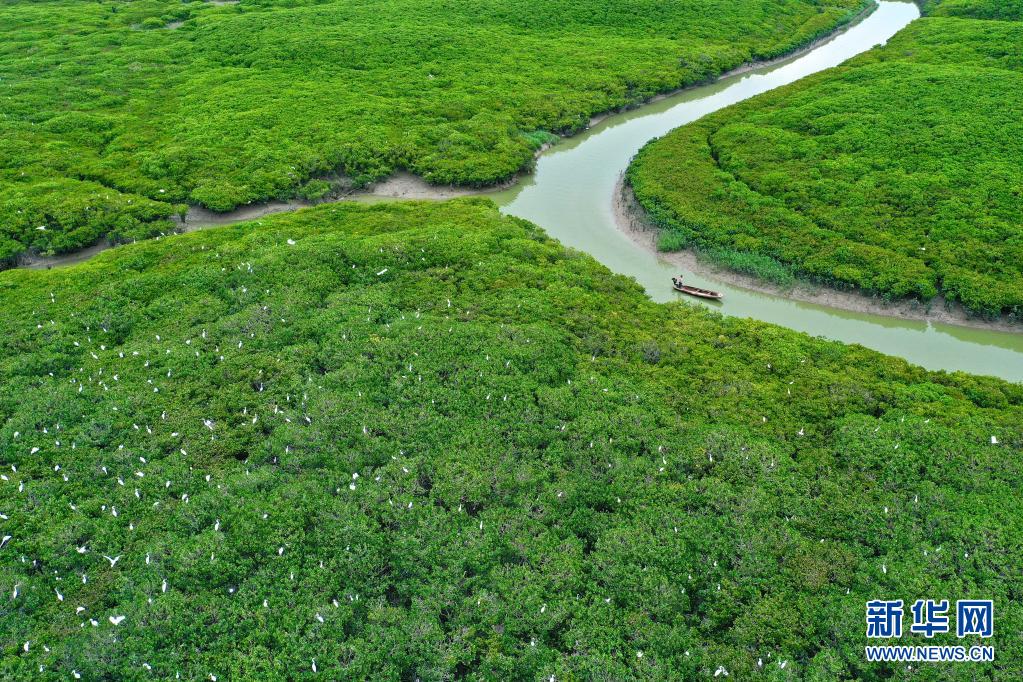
613,178,1021,334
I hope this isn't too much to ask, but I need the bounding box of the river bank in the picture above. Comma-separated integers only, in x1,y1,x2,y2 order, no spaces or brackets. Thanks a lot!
586,0,878,129
613,178,1022,334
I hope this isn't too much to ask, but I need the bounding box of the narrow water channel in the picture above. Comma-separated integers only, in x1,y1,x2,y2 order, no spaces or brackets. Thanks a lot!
20,0,1022,381
487,1,1023,382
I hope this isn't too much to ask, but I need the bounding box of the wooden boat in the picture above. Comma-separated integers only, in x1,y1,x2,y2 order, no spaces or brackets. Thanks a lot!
672,276,723,300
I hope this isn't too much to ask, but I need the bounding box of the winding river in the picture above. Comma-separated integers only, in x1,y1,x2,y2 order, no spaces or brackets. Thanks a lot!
487,0,1023,382
24,0,1023,381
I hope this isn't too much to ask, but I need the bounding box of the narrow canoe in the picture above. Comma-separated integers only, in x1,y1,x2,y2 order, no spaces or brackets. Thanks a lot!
672,281,723,300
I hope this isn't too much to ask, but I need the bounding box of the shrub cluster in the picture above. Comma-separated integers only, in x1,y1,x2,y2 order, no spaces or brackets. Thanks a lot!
0,0,867,261
1,201,1020,679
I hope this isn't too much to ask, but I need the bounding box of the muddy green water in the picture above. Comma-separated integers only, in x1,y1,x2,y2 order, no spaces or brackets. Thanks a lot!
485,1,1023,383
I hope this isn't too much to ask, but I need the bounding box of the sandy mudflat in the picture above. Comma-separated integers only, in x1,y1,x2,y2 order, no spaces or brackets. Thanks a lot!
363,172,494,199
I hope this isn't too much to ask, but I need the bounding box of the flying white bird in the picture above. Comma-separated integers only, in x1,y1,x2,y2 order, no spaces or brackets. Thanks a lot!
103,555,122,567
109,615,125,626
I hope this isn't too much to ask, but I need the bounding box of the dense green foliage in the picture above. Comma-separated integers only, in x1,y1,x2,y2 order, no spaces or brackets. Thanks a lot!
924,0,1023,20
0,0,868,263
628,9,1023,318
1,201,1021,679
